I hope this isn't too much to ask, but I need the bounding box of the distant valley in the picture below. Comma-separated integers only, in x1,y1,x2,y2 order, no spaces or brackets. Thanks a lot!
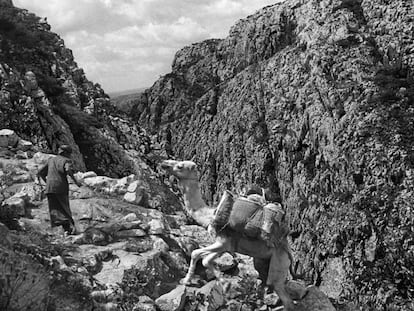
109,87,147,113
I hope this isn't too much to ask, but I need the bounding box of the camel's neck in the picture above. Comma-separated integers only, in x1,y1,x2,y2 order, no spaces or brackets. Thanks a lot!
178,178,207,212
177,177,215,228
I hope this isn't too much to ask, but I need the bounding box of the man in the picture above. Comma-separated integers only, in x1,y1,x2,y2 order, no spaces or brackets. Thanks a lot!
37,145,81,234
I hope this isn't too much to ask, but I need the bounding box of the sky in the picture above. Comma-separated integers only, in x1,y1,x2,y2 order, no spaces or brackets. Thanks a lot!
13,0,281,93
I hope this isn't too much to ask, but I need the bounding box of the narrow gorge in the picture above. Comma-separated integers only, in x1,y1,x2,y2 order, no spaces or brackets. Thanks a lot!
1,0,413,310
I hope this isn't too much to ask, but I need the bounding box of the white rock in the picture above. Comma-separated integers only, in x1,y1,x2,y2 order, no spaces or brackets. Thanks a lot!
33,152,55,165
155,286,187,311
11,171,32,183
0,129,19,147
94,250,140,285
152,237,169,253
17,139,33,151
148,219,165,235
123,187,147,205
122,213,138,222
111,174,135,194
83,176,116,190
127,180,141,193
76,171,98,180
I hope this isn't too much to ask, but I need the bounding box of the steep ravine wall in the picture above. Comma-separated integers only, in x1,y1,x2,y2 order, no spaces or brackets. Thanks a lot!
132,0,414,309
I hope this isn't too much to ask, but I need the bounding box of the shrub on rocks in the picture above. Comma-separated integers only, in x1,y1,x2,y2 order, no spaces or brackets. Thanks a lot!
0,249,50,311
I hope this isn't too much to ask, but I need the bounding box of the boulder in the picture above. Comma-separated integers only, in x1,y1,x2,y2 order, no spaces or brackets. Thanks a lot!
11,171,33,183
70,185,95,199
13,183,43,202
76,171,97,180
16,139,33,152
123,180,148,206
94,250,141,285
0,129,19,148
122,251,182,299
83,176,116,190
33,152,54,165
319,258,347,300
127,180,142,193
132,296,156,311
111,174,135,194
214,253,238,273
194,281,226,311
115,229,146,239
147,219,166,235
2,195,26,217
152,236,169,253
123,189,148,206
155,285,187,311
295,286,337,311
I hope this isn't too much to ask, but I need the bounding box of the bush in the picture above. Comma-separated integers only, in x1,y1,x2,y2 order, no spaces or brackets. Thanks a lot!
236,274,266,309
0,249,50,311
36,73,65,98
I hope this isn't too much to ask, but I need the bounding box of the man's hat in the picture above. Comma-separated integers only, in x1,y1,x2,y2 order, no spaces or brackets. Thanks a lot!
58,144,72,155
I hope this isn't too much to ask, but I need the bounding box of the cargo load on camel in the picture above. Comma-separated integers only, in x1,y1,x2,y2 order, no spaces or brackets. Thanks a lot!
211,190,288,244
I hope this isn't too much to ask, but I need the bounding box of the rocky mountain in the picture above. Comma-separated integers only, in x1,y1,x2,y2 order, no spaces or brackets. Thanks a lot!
131,0,414,310
0,0,181,212
1,1,337,310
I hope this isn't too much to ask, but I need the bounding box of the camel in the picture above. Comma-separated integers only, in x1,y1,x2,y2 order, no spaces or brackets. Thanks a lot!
160,160,306,311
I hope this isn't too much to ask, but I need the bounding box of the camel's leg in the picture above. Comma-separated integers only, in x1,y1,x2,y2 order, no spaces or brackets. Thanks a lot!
267,248,296,311
254,257,272,299
182,240,226,285
253,257,270,286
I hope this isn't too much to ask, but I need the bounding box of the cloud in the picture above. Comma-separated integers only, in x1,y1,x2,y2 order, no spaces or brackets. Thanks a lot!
13,0,281,92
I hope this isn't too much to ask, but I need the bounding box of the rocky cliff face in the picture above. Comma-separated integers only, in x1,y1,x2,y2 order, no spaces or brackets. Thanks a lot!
0,1,181,211
132,0,414,309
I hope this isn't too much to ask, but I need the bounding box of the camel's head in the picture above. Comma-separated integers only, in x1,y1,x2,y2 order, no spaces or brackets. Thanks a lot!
160,160,199,180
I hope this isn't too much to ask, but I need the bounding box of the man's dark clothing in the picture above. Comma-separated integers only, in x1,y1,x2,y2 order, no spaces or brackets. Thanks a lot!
38,155,74,229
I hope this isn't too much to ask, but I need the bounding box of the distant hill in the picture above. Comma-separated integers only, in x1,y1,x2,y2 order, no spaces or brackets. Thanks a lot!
109,87,148,98
109,88,147,113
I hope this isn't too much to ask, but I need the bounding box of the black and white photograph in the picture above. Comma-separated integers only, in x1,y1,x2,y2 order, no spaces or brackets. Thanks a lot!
0,0,413,310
